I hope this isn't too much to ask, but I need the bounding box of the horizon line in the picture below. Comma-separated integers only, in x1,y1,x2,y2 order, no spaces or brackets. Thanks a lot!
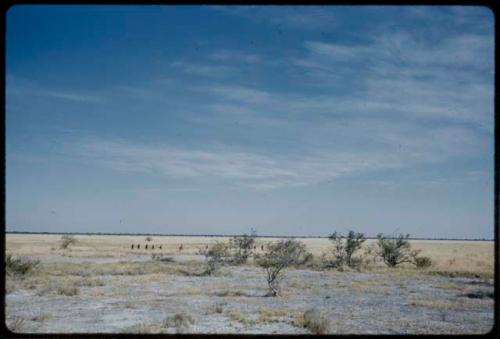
4,230,494,241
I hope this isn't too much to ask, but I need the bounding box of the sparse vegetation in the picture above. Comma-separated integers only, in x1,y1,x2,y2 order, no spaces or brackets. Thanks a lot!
414,256,433,269
145,236,153,242
5,233,495,334
301,308,331,334
6,254,39,276
60,235,77,249
202,242,230,276
163,313,195,333
326,231,366,269
7,316,25,333
376,233,415,267
228,310,256,326
255,239,311,296
377,233,433,269
57,282,79,296
214,302,225,314
228,229,257,264
463,290,494,299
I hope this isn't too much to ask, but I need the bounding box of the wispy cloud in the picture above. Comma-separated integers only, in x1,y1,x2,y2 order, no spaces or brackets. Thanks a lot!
212,6,338,30
207,49,262,63
7,75,103,104
208,85,271,104
29,90,103,103
58,125,487,191
292,29,493,130
171,60,238,78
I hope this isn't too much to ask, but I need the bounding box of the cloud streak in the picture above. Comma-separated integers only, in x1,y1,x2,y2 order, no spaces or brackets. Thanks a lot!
60,123,487,191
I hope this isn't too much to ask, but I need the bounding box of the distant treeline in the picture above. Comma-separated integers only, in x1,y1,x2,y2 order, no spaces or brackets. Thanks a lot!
4,231,494,241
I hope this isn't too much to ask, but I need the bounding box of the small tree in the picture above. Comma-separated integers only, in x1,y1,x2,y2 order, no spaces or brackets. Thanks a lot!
60,235,77,249
376,233,416,267
327,231,366,269
202,242,230,276
327,232,345,268
229,229,257,264
255,239,310,297
145,236,153,242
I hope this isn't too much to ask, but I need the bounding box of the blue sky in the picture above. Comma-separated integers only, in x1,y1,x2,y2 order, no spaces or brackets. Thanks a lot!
6,5,494,238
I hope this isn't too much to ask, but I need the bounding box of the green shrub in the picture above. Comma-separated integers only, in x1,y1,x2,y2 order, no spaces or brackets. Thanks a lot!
414,256,432,269
6,254,39,276
376,233,414,267
326,231,366,269
255,239,311,296
228,229,257,264
201,242,230,276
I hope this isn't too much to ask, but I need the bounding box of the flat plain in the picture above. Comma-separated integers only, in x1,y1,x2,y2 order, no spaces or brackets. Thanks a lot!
5,233,495,334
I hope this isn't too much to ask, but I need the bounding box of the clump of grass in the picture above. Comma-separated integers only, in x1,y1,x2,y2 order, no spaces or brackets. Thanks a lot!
57,283,79,296
60,235,77,249
408,297,465,310
463,290,494,299
303,308,331,334
214,290,248,297
122,323,162,334
6,254,39,276
151,254,174,262
214,302,225,314
256,307,289,324
7,316,25,333
163,313,195,333
415,256,433,269
6,279,17,294
30,311,50,322
228,310,256,327
77,277,105,287
432,283,464,291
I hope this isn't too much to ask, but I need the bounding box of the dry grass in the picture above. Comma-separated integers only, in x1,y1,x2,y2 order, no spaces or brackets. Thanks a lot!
256,307,290,324
432,283,466,291
228,310,257,327
7,316,25,333
5,234,494,278
122,323,164,334
406,296,485,311
163,313,195,333
290,308,331,334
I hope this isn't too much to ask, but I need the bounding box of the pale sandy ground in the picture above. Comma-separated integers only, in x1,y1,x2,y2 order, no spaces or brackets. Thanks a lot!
5,234,495,334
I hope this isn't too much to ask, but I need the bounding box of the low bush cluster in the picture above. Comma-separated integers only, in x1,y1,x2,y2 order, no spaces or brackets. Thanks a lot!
6,254,39,276
325,231,366,269
163,313,195,333
60,235,77,249
376,233,432,268
302,308,331,334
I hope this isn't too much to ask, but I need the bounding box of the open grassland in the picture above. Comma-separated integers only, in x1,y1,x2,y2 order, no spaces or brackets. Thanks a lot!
5,233,494,334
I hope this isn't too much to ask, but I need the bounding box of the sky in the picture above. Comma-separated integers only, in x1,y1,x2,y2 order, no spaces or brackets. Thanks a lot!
5,5,494,238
